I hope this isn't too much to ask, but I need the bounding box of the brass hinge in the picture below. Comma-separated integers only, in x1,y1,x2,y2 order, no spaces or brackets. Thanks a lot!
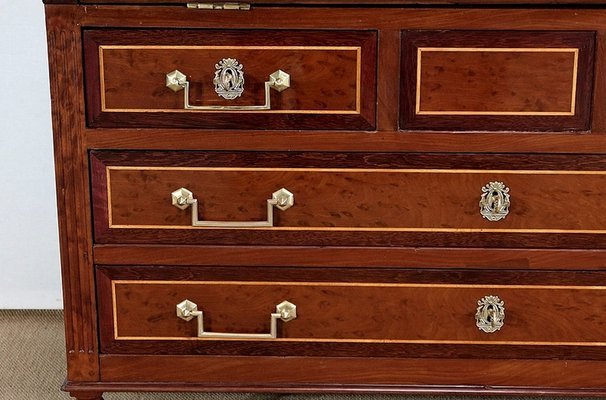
187,2,251,10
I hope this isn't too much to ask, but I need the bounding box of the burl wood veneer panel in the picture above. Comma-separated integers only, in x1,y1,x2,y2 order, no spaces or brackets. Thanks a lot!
83,29,376,130
91,151,606,247
401,30,594,131
97,266,606,358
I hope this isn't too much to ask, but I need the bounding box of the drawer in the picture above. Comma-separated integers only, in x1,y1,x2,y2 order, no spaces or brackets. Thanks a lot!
401,30,595,131
97,266,606,358
92,151,606,248
83,29,376,130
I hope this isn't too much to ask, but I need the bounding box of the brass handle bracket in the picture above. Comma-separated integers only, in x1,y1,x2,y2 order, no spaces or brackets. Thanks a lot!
176,299,297,339
171,187,294,228
166,59,290,111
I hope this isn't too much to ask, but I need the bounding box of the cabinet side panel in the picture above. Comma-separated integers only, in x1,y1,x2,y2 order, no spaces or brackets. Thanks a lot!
46,5,99,382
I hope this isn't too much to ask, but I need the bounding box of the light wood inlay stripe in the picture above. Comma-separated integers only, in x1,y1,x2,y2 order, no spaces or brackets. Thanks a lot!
99,45,362,114
105,166,606,233
111,280,606,344
415,47,579,116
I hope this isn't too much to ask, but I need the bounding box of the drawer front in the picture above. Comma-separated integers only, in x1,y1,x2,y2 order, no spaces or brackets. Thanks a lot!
401,31,594,131
84,29,376,130
98,266,606,357
92,151,606,248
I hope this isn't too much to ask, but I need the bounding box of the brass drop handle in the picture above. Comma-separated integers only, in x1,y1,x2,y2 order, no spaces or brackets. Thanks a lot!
166,58,290,111
176,299,297,339
171,187,294,228
475,295,505,333
479,181,510,222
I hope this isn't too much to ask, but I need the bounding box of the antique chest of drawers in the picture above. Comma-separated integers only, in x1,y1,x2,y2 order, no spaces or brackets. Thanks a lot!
44,0,606,398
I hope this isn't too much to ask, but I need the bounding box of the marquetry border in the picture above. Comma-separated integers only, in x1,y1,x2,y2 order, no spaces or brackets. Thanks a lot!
111,279,606,345
99,45,362,114
105,165,606,234
415,47,579,116
400,30,595,131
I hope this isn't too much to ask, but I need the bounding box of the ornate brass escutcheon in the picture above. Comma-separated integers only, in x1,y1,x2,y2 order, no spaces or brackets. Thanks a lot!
479,181,510,222
475,295,505,333
213,58,245,100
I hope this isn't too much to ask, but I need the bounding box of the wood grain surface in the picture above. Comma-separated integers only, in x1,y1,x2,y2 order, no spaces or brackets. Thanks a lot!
73,6,606,154
108,279,606,342
84,29,376,130
92,245,606,270
45,6,100,383
97,266,606,358
401,30,594,131
76,0,606,4
91,151,606,248
99,355,606,390
45,1,606,398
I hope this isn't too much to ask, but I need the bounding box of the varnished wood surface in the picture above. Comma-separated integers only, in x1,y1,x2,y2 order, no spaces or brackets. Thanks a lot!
84,29,376,130
68,392,104,400
62,381,606,398
69,5,606,153
99,267,606,347
93,245,606,270
103,167,606,230
45,5,100,382
44,2,606,397
97,266,606,359
99,355,606,389
74,0,606,5
97,264,606,360
401,30,594,131
86,129,606,154
91,151,606,247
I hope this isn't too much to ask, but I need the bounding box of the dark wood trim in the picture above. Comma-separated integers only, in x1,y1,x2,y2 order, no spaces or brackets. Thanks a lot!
67,391,104,400
94,229,606,249
90,150,606,170
90,150,606,249
96,266,606,358
75,7,606,32
400,30,595,132
83,29,376,130
75,0,606,5
62,380,606,397
100,340,606,360
97,265,606,286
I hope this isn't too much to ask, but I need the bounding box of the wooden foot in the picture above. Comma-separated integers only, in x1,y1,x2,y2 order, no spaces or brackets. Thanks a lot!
69,391,104,400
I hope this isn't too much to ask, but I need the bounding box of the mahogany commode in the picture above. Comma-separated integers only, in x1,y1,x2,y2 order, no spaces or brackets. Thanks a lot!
44,0,606,399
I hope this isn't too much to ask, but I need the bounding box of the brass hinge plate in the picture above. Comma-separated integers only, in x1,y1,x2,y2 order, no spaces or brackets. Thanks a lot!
187,2,251,10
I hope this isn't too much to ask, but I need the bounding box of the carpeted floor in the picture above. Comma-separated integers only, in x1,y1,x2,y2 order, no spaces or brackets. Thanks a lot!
0,310,599,400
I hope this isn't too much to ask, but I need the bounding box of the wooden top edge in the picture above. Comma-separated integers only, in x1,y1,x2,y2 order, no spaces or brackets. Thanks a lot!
44,0,606,5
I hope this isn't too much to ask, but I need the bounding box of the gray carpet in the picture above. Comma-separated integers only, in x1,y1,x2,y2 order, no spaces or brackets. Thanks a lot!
0,310,599,400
